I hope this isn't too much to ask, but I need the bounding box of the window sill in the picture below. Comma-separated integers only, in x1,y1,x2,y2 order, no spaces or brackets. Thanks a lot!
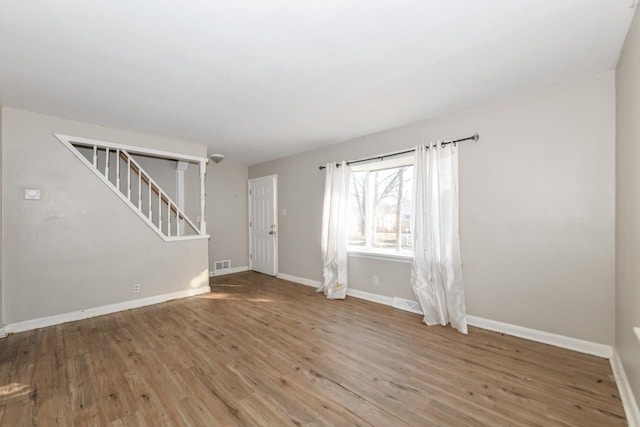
347,250,412,264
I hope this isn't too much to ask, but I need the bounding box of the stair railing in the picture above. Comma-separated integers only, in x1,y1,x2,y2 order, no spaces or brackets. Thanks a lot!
56,134,208,241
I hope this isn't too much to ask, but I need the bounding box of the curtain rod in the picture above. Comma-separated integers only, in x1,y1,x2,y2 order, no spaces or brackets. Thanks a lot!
318,133,479,170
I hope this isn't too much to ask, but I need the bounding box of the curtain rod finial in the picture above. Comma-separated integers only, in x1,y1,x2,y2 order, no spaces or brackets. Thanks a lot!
473,133,479,141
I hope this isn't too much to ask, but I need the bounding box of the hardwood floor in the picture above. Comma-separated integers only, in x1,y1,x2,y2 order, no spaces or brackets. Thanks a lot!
0,271,626,426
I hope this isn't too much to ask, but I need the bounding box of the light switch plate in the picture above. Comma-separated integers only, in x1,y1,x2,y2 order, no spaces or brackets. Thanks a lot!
24,188,41,200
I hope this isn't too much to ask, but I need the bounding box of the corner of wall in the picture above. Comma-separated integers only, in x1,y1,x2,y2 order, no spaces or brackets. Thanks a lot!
615,0,640,418
0,105,4,327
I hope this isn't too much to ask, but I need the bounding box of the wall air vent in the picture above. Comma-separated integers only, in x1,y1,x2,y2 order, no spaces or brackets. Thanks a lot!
391,297,423,315
214,260,231,271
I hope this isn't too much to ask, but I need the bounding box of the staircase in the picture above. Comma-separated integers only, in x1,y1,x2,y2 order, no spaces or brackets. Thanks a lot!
56,134,208,242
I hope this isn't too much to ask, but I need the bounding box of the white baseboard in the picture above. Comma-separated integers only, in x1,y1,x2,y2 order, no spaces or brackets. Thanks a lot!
347,288,393,306
274,273,613,359
278,273,394,305
370,296,613,359
611,349,640,427
4,285,211,335
466,315,612,358
276,272,320,288
0,327,6,339
210,266,249,277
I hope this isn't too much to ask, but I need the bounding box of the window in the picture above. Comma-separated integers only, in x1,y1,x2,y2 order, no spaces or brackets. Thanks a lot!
347,156,413,256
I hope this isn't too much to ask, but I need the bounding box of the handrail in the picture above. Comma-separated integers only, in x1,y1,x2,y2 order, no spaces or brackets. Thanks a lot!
120,150,201,235
55,134,208,163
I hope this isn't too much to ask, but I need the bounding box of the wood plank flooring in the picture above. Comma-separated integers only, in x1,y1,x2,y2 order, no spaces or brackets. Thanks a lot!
0,271,626,426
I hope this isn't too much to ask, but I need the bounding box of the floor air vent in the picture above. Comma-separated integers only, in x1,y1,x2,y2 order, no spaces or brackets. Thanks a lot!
214,260,231,271
391,298,423,315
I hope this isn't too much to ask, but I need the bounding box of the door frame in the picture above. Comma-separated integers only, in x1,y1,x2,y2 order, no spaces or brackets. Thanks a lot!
248,174,278,275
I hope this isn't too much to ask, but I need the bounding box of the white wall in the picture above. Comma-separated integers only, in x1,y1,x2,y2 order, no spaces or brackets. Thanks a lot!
615,4,640,409
250,72,616,345
1,108,209,324
0,107,3,326
206,159,249,271
131,155,250,273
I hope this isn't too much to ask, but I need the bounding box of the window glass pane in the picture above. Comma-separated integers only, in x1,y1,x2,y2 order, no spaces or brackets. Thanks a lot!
372,168,400,249
370,166,413,251
347,164,413,254
347,171,367,247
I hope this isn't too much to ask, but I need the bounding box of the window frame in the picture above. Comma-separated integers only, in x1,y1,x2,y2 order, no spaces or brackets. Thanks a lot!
347,155,414,260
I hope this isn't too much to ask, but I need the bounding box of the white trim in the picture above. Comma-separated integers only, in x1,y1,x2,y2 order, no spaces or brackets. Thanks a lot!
0,327,6,339
56,134,206,242
209,266,249,277
611,349,640,427
276,273,396,306
466,315,612,358
276,273,320,288
276,273,614,359
348,250,412,264
634,327,640,343
165,234,210,242
4,286,211,335
346,288,393,306
274,175,278,276
55,134,208,163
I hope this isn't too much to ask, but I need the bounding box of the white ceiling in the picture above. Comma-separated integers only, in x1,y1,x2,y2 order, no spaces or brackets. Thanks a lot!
0,1,635,164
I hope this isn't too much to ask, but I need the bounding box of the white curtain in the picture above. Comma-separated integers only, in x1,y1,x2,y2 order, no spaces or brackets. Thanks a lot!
319,161,351,299
411,143,467,334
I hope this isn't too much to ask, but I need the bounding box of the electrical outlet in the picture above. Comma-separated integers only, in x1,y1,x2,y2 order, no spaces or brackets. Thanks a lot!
133,283,141,293
372,275,380,286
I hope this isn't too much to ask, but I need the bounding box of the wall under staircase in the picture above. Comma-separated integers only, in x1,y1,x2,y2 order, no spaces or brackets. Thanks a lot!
1,108,210,325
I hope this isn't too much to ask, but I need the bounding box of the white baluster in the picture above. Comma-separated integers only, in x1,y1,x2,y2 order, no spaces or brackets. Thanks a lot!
138,167,142,209
127,156,131,201
148,178,152,221
115,149,120,190
167,202,171,236
105,147,109,179
158,190,162,231
199,161,207,235
92,146,97,168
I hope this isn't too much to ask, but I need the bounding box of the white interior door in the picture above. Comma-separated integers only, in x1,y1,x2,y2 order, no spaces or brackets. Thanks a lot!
249,175,277,276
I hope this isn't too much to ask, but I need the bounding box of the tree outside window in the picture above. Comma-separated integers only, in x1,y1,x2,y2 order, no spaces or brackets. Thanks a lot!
347,164,413,254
